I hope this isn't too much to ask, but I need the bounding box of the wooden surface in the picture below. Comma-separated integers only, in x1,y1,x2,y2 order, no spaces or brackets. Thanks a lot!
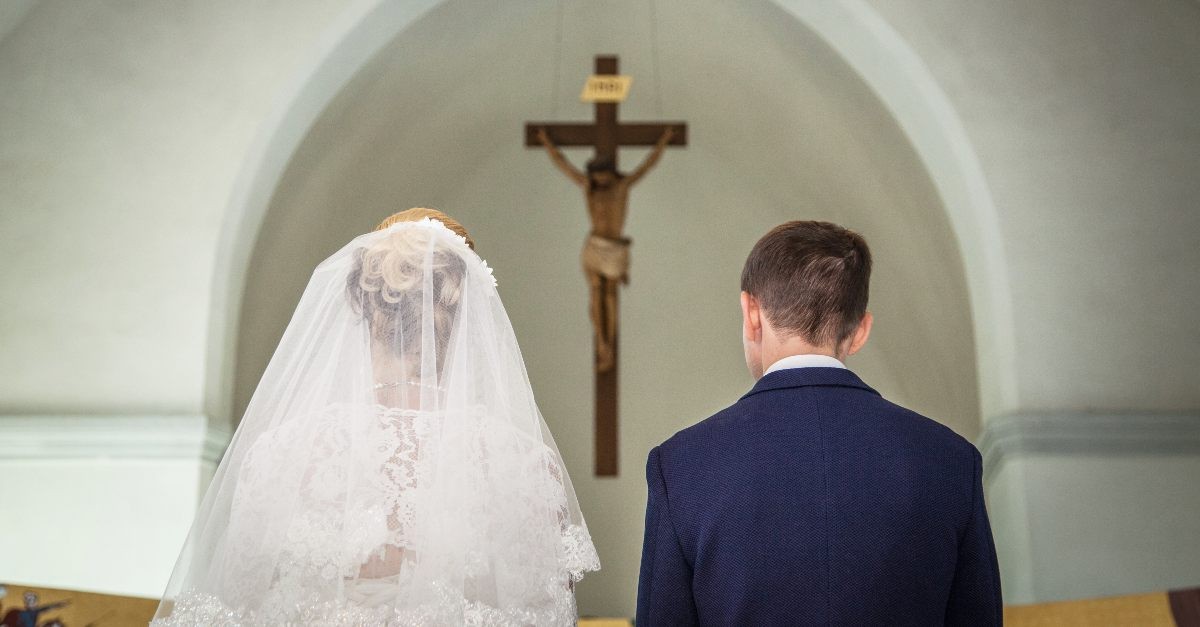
1004,588,1200,627
579,619,633,627
523,122,688,148
1170,588,1200,627
595,324,619,476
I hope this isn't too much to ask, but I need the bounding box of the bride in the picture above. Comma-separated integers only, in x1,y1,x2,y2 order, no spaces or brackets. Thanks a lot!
153,208,600,626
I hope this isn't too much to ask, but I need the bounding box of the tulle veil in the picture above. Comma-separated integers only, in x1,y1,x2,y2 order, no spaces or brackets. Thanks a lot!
153,217,599,625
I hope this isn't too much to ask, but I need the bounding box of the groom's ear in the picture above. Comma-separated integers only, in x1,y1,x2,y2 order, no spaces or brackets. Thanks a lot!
844,311,874,357
740,291,762,342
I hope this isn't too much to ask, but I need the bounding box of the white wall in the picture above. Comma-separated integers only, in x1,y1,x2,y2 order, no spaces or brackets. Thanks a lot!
0,0,37,44
0,0,350,416
0,415,225,597
860,0,1200,413
0,0,365,598
982,413,1200,603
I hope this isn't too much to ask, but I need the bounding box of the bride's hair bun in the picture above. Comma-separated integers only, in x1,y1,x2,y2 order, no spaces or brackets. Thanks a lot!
346,208,474,363
375,207,474,248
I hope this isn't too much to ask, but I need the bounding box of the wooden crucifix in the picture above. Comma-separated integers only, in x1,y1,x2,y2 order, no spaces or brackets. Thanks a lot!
525,55,687,476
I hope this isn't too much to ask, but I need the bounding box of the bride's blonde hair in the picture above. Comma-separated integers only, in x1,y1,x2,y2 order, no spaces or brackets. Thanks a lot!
347,208,474,367
374,207,474,248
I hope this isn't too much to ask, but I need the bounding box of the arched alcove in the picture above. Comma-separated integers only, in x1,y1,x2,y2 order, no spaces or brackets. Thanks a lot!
223,0,980,614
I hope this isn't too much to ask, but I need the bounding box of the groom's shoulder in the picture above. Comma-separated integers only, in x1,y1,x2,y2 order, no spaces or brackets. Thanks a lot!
656,384,975,466
654,398,767,468
879,394,975,451
837,388,976,462
654,402,739,457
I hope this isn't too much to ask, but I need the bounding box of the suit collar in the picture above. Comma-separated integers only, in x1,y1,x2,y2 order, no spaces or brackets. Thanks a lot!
740,366,880,401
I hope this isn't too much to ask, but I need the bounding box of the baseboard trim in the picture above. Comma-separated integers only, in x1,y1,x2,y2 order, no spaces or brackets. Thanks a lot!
979,412,1200,484
0,414,230,465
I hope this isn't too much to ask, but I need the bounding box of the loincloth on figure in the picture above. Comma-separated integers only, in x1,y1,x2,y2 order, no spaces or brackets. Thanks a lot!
581,233,631,283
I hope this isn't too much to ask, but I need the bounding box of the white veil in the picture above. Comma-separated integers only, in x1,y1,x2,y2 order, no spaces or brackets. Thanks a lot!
153,218,599,626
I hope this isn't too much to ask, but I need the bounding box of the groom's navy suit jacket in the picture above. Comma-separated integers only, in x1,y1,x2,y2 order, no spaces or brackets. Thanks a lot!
636,367,1002,626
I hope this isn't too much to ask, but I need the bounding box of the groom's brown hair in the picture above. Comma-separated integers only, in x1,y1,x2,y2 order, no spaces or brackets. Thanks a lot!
740,221,872,349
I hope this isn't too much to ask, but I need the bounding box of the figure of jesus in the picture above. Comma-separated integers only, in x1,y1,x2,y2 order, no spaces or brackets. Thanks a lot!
536,126,675,372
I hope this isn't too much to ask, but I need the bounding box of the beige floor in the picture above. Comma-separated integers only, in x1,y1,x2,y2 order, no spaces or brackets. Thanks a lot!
1004,591,1178,627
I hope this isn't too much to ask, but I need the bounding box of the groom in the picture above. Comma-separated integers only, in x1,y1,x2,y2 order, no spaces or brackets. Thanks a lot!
636,221,1002,625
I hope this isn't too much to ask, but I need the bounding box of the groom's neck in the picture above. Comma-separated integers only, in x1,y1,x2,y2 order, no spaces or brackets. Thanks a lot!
760,325,842,372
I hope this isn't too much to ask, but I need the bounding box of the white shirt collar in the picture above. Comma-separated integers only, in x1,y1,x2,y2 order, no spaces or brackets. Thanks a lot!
764,354,847,375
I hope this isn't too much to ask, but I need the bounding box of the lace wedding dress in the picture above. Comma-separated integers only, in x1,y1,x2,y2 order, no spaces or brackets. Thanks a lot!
153,219,599,626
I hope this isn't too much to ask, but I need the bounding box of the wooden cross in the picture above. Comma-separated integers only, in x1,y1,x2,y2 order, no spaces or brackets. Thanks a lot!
525,55,687,476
